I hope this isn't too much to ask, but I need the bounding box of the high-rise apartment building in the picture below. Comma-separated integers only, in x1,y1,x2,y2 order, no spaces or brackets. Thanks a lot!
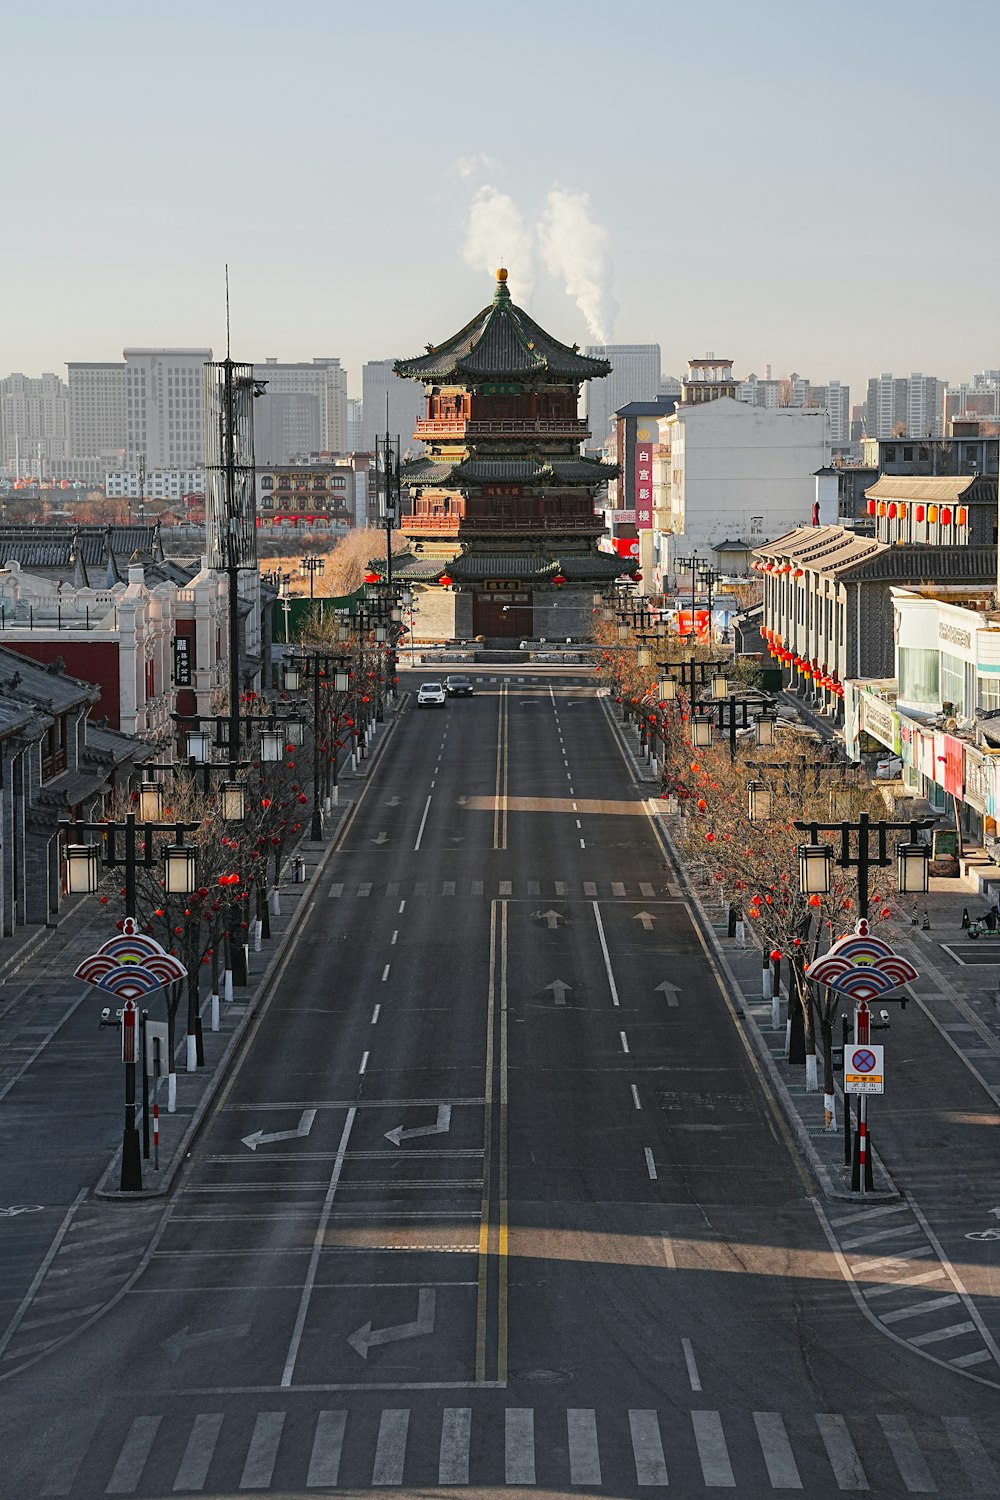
865,373,947,438
123,348,212,468
0,373,68,474
66,362,127,465
583,344,660,452
361,360,426,456
347,397,364,452
254,358,348,456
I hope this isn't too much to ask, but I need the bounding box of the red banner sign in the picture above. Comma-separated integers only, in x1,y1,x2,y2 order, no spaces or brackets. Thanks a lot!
634,444,653,530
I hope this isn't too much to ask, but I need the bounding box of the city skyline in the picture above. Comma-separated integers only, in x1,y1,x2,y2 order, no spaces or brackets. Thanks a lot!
3,1,1000,397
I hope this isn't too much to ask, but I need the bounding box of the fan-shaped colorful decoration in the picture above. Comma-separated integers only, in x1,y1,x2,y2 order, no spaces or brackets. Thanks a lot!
805,918,917,1000
74,916,187,1000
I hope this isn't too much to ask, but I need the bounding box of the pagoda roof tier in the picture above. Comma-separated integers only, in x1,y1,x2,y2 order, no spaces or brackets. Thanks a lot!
395,271,612,384
401,454,617,488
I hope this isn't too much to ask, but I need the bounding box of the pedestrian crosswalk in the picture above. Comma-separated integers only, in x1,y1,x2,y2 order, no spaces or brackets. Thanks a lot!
40,1401,1000,1494
822,1202,999,1374
327,877,670,901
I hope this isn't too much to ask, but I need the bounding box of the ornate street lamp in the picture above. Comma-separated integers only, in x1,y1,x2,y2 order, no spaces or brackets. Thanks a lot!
691,712,715,749
64,842,100,895
220,780,246,822
259,727,284,763
139,780,164,822
798,841,834,895
283,662,302,692
711,672,730,700
658,674,677,703
747,780,772,822
755,711,778,747
186,729,211,764
164,842,198,895
896,840,930,894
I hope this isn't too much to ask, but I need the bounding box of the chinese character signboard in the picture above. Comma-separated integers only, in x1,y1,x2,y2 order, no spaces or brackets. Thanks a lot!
634,443,653,530
173,635,192,686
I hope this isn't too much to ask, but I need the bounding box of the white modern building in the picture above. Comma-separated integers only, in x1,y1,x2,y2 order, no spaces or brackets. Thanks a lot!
66,362,126,466
865,372,947,439
0,373,68,473
653,393,830,585
583,344,661,453
254,358,348,458
123,348,212,469
106,469,204,502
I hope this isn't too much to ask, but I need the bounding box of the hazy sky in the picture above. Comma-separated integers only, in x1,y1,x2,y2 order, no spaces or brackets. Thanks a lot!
5,0,1000,399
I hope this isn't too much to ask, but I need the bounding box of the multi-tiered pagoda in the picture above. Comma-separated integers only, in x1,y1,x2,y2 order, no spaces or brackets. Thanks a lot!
392,269,627,641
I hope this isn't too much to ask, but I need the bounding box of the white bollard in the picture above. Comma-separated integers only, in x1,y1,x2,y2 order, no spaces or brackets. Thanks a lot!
224,968,234,1003
210,993,220,1032
824,1091,838,1131
805,1053,819,1091
167,1071,177,1113
186,1034,197,1072
785,1018,792,1056
270,887,281,917
772,992,782,1031
330,785,339,806
252,919,262,952
735,920,745,945
762,964,773,1001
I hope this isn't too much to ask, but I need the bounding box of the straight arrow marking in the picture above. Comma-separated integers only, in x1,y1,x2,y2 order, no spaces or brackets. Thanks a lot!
348,1288,435,1358
634,911,656,931
384,1104,452,1147
242,1109,317,1152
546,980,573,1006
655,981,681,1007
372,831,388,845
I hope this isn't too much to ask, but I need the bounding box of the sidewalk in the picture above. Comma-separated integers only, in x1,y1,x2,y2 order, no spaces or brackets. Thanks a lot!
0,701,405,1204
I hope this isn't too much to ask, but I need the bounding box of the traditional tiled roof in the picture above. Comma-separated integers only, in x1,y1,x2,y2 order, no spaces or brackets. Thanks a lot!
83,722,157,769
753,526,996,583
864,475,993,504
394,273,611,384
0,645,101,710
401,455,616,487
447,550,629,583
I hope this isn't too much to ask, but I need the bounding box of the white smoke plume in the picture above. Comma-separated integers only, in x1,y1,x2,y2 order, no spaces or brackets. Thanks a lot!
462,186,535,304
538,188,616,344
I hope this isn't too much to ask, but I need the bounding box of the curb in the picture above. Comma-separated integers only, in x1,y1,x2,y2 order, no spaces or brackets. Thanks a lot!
599,694,900,1204
93,709,402,1201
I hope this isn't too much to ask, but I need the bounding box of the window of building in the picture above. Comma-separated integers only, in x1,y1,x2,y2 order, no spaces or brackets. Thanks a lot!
939,651,965,715
978,676,1000,713
903,447,913,461
898,648,939,705
884,447,896,462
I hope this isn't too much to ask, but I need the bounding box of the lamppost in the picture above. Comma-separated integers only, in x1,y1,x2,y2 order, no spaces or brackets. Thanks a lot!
674,552,703,640
657,656,730,703
794,811,934,921
283,651,351,839
691,690,778,759
698,563,724,643
59,813,199,1191
299,554,325,599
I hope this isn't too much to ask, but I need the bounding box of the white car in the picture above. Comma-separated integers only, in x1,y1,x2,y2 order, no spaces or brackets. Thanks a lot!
416,681,446,708
875,754,903,779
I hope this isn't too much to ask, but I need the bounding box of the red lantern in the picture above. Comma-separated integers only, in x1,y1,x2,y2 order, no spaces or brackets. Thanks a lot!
633,572,643,582
438,573,452,588
364,569,380,584
941,507,952,525
552,573,567,587
867,499,876,515
888,503,897,519
916,505,925,522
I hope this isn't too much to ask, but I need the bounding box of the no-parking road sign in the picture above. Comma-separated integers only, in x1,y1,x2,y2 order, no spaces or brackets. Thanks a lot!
845,1044,884,1095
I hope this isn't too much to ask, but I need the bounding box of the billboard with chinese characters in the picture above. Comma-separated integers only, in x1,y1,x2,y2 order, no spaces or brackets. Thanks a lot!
634,443,653,530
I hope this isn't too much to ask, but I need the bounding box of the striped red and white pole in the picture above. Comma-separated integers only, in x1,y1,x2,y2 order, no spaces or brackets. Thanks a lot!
858,1096,868,1197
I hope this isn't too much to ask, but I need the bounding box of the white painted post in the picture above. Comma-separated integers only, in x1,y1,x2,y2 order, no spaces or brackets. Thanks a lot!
735,919,745,945
785,1017,792,1056
762,963,773,1001
772,990,782,1032
167,1071,177,1113
252,919,262,952
270,887,280,917
824,1090,837,1131
186,1034,197,1072
210,993,220,1032
330,786,339,807
805,1052,819,1091
224,968,234,1003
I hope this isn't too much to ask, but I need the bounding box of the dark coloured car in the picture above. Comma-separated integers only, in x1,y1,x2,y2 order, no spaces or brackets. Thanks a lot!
445,675,474,697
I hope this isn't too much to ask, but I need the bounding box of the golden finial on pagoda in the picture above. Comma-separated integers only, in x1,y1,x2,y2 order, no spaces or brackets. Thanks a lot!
496,267,508,283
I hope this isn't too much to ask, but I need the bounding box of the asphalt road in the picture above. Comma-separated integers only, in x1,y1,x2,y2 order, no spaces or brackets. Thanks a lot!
2,665,999,1498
